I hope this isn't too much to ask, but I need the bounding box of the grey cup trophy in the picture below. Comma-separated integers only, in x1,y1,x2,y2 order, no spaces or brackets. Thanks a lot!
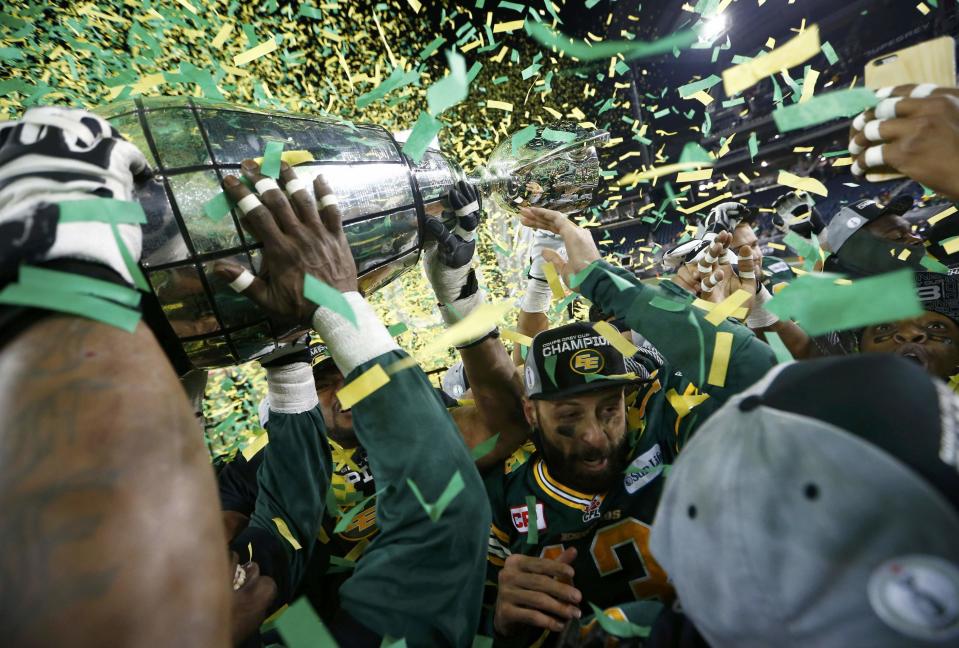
102,97,607,370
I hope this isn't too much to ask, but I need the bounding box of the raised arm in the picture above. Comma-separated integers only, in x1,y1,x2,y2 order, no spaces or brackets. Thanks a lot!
422,181,530,471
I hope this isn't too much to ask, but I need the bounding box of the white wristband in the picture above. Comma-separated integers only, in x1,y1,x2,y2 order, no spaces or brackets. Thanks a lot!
746,285,779,329
265,362,319,414
311,291,399,376
520,278,552,313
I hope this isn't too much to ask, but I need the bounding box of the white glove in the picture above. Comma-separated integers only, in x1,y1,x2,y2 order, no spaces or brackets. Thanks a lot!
521,229,567,313
0,107,150,285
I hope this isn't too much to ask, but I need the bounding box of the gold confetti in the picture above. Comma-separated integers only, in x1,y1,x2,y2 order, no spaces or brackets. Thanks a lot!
493,20,526,33
705,289,752,326
486,100,514,111
777,170,828,196
542,262,566,301
337,364,391,409
233,37,279,66
707,332,734,387
211,22,234,49
593,321,639,357
722,25,821,96
272,517,302,551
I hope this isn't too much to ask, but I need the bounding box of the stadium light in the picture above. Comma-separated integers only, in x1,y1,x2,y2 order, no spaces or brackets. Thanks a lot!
698,13,728,44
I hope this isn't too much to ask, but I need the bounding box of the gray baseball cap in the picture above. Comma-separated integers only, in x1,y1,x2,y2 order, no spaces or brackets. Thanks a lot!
651,355,959,648
822,196,913,253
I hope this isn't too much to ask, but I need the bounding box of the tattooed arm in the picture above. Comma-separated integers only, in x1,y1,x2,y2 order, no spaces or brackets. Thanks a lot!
0,315,230,647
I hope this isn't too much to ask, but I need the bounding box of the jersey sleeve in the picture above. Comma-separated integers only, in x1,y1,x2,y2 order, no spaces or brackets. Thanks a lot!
217,451,263,516
580,261,776,407
231,406,333,610
336,349,492,648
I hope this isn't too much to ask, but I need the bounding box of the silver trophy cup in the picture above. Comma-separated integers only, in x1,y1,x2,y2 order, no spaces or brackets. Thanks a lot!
102,97,607,370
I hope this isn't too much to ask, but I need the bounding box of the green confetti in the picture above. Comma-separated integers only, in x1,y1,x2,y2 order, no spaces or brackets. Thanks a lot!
920,254,950,274
821,41,839,65
679,141,711,164
470,433,500,460
471,636,493,648
747,131,759,161
203,191,232,221
526,22,697,62
275,597,339,648
407,470,465,522
19,265,141,307
326,556,357,573
380,637,407,648
333,490,379,534
356,66,420,109
387,322,409,336
58,198,146,224
525,495,539,544
303,274,357,326
511,123,538,155
261,141,284,179
401,111,443,164
587,603,652,638
721,96,745,108
109,220,150,292
0,283,141,333
0,47,25,61
677,74,720,98
419,35,446,59
297,4,322,19
773,88,878,133
543,354,558,386
427,50,469,116
650,295,687,312
763,330,794,363
542,127,576,143
766,269,924,336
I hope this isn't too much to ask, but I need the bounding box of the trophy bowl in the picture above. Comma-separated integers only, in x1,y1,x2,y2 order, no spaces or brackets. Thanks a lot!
100,97,605,371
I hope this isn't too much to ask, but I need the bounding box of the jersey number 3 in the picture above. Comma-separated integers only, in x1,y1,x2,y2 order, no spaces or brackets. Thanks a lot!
544,517,671,600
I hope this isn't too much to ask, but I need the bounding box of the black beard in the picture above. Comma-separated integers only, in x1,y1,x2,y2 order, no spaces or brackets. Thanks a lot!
533,425,630,493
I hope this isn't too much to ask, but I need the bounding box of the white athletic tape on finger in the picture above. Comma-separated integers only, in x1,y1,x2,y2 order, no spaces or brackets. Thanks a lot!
875,97,902,120
700,279,714,293
851,161,863,176
237,194,263,215
911,83,938,98
319,194,339,209
848,139,864,155
739,270,756,279
875,86,894,99
229,269,256,293
285,178,308,195
255,178,280,194
864,120,885,142
864,145,885,168
852,113,867,131
704,250,718,265
454,201,479,217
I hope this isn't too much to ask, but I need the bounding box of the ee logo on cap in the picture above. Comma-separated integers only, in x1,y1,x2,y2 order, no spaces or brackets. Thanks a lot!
570,349,604,375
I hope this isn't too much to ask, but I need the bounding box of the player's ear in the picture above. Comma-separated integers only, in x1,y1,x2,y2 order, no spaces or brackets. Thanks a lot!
522,397,538,428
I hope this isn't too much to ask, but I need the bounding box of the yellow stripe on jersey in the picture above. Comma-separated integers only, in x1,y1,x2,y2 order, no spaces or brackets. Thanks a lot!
534,459,601,510
491,522,509,542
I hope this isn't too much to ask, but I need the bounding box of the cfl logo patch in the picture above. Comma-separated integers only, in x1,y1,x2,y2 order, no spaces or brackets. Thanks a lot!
570,349,604,375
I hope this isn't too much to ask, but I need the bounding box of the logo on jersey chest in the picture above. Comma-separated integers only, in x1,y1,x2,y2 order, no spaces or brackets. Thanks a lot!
582,494,603,523
511,502,547,534
624,444,664,494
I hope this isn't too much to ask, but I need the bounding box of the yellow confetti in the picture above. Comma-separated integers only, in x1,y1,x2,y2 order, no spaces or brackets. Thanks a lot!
493,20,526,33
337,364,391,409
501,329,534,347
898,249,912,261
675,168,714,182
486,100,514,111
765,37,776,48
542,262,567,300
944,238,959,255
617,162,713,186
777,170,828,196
689,90,714,106
234,37,279,66
692,298,748,320
272,517,302,550
666,389,710,417
798,68,820,103
737,172,751,184
426,302,513,352
928,206,957,226
707,332,734,387
792,146,813,153
211,22,234,49
722,25,820,96
678,192,734,215
252,150,316,168
917,2,930,14
385,356,419,375
768,242,786,251
407,0,422,12
593,320,639,357
241,431,269,461
705,289,752,326
175,0,198,14
131,72,165,93
832,157,853,167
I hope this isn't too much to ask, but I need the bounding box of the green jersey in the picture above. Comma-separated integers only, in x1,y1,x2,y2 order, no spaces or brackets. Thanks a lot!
482,261,776,645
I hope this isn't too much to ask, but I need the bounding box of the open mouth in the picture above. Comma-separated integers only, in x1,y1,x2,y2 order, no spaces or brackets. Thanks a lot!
580,457,609,472
897,345,928,368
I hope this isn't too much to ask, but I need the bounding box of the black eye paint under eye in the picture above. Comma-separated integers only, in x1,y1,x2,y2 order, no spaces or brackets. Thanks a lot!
556,425,577,438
